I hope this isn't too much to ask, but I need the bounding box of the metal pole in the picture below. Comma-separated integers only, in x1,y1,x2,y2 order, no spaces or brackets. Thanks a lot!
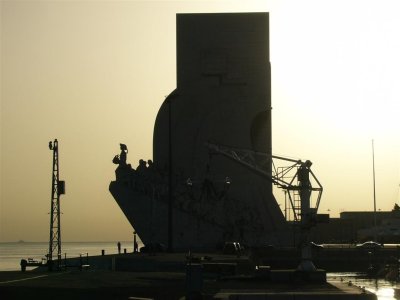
284,190,287,220
55,140,61,265
48,143,56,263
372,139,377,241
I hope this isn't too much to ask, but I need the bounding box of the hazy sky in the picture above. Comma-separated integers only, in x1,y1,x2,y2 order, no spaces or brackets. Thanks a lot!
1,0,399,242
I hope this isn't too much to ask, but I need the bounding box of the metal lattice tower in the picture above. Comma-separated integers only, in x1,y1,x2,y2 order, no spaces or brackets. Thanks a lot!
48,139,65,269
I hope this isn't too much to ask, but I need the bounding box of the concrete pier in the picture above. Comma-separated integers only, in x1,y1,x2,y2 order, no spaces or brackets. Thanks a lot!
0,252,377,300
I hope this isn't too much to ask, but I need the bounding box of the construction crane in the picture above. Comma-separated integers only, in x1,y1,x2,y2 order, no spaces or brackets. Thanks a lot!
48,139,65,270
206,142,323,224
206,142,323,271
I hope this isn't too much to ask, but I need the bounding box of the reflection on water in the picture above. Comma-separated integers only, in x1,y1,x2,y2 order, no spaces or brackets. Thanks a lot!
328,272,400,300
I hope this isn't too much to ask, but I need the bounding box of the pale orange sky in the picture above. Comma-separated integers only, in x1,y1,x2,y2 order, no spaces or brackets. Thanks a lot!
1,0,399,242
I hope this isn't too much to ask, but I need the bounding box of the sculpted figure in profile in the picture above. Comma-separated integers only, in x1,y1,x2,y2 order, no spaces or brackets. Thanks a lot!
113,143,128,166
136,159,147,174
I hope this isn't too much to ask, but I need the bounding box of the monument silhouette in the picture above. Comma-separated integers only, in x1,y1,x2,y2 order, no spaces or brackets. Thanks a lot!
110,13,291,251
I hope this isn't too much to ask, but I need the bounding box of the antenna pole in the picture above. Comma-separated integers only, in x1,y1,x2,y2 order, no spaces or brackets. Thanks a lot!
372,139,377,241
48,139,65,270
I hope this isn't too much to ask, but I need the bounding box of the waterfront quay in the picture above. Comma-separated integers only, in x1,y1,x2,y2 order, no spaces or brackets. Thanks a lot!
0,248,380,300
252,245,400,272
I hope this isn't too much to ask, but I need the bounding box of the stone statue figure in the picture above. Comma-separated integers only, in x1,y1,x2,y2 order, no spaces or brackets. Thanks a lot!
113,143,128,166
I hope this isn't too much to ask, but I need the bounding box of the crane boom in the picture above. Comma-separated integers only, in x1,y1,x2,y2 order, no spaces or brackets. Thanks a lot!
205,142,323,224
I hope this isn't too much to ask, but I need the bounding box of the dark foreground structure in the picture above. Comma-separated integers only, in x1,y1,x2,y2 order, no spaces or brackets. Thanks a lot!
110,12,291,252
0,251,379,300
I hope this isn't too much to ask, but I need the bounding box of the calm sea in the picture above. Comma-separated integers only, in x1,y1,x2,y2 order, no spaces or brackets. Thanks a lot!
0,241,142,271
